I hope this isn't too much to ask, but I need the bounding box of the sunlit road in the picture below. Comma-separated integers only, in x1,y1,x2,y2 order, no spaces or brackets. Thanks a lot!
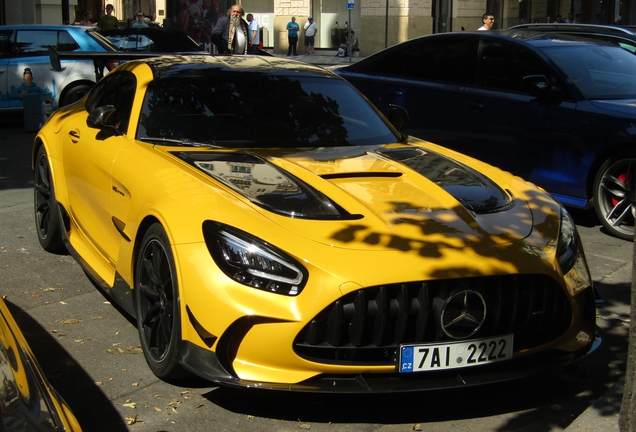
0,113,632,431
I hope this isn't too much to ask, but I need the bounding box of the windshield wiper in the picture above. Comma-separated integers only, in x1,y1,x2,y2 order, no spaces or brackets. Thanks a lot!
139,136,221,148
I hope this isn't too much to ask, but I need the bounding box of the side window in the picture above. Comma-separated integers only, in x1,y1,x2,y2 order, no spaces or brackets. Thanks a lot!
0,30,13,57
403,38,475,84
14,31,55,56
86,72,137,132
354,43,414,77
57,31,81,51
13,30,80,56
477,40,548,93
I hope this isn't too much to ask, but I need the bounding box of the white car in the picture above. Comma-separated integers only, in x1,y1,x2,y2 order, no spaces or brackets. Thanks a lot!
0,24,116,111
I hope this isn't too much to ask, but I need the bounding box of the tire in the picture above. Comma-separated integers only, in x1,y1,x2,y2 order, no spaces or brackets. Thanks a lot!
33,146,67,254
135,224,187,380
593,154,635,240
60,83,92,107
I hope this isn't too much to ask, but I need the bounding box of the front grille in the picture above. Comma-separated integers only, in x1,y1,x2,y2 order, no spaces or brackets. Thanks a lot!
294,275,572,365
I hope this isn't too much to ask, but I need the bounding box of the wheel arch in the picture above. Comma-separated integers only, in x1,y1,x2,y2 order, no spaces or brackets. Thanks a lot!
585,140,635,201
59,80,95,107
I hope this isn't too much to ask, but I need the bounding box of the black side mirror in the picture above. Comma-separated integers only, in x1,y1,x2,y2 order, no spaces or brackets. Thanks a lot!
387,104,409,132
86,105,122,136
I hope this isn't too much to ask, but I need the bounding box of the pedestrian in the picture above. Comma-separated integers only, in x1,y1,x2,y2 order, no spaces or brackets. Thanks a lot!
79,11,93,26
286,16,300,56
211,4,249,55
246,13,260,54
133,12,149,28
98,4,118,30
304,16,317,56
478,13,495,30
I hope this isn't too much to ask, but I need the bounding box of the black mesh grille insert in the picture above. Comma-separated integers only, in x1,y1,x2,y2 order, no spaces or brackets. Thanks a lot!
294,275,572,365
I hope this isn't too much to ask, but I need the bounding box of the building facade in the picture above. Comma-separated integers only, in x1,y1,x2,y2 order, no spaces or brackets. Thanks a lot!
2,1,634,56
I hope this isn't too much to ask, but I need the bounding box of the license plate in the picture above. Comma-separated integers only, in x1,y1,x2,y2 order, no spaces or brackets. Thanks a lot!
399,334,514,373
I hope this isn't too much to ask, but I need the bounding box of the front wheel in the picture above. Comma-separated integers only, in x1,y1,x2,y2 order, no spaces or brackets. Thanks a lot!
33,146,66,254
135,224,187,380
593,155,635,240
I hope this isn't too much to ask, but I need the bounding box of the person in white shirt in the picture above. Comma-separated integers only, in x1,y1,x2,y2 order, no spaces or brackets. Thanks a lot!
304,16,317,56
478,13,495,31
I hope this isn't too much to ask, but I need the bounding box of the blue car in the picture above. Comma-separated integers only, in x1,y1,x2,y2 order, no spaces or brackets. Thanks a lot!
334,31,635,240
0,25,116,111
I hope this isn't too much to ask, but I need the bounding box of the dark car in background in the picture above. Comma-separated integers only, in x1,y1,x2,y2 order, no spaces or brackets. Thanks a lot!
334,31,635,240
509,23,636,53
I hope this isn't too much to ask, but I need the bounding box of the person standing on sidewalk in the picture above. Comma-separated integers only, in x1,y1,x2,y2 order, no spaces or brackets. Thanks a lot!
98,4,118,30
246,13,259,54
286,17,300,56
303,16,317,56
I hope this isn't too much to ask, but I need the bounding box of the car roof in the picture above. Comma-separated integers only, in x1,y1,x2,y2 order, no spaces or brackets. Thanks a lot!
386,30,617,50
0,24,89,30
508,23,636,39
126,55,338,80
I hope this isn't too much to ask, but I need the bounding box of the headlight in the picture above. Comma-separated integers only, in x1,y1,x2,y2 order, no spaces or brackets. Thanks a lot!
203,221,308,296
556,207,592,295
556,207,578,274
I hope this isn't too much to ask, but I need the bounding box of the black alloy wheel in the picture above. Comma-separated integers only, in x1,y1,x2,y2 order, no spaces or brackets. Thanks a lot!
593,155,635,241
135,224,186,379
33,146,66,253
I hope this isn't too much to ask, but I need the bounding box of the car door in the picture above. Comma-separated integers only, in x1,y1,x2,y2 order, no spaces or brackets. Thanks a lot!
0,29,13,109
343,36,475,148
456,38,577,196
61,72,137,281
7,29,60,108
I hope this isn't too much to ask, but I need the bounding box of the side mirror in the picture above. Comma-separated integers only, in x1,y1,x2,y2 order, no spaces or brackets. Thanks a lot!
86,105,122,136
387,104,409,132
523,74,559,98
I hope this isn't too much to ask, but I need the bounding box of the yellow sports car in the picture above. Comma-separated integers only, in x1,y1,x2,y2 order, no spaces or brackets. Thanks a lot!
33,55,597,392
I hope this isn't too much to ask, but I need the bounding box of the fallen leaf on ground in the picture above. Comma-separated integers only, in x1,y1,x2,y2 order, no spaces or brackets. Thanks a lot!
122,402,137,409
60,319,79,324
123,414,138,425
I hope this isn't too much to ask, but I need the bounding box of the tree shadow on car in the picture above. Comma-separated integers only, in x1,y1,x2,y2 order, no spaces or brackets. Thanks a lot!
5,300,129,432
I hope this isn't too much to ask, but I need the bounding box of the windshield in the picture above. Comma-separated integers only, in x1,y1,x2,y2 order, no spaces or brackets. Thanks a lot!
137,74,399,147
541,44,636,99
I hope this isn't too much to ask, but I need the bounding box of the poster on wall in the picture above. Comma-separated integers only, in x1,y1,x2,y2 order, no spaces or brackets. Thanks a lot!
178,0,227,53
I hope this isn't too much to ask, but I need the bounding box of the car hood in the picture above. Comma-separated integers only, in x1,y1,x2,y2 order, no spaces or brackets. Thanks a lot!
171,143,535,250
589,98,636,116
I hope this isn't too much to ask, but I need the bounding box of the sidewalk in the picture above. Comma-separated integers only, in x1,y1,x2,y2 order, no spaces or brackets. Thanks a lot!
563,377,623,431
269,49,364,67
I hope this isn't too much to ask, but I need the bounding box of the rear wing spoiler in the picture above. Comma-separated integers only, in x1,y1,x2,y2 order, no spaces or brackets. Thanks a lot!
47,46,174,81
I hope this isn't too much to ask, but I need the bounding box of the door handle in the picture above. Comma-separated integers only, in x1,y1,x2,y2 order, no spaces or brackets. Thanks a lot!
68,129,80,143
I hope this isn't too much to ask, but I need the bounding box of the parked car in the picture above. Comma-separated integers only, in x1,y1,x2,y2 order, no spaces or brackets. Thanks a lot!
0,25,117,110
95,27,205,53
33,54,597,392
333,31,635,240
509,23,636,53
0,297,81,430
